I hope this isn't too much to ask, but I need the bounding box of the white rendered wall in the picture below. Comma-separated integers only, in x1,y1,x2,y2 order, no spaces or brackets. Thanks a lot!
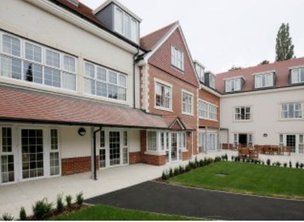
0,0,140,108
220,86,304,146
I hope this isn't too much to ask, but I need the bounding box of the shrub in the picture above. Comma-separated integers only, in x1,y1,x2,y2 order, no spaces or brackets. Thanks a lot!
185,164,191,172
214,157,221,162
267,159,271,166
199,159,204,167
19,207,27,220
76,192,84,206
194,157,199,167
169,168,174,177
65,195,72,208
56,195,64,213
300,163,304,169
1,213,14,221
231,156,235,161
174,167,180,176
32,198,52,220
296,162,299,169
179,165,185,174
283,163,287,168
276,162,281,167
289,161,292,168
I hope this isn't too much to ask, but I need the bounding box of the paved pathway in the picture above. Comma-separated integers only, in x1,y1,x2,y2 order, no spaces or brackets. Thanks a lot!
86,181,304,220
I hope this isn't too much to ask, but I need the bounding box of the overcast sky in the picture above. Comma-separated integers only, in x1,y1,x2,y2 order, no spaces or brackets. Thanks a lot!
81,0,304,73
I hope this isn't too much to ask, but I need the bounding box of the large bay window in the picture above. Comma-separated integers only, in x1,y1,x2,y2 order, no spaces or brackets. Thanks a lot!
281,103,303,119
199,100,217,121
254,72,274,88
84,62,127,101
155,81,172,110
182,90,193,115
290,67,304,84
0,32,77,91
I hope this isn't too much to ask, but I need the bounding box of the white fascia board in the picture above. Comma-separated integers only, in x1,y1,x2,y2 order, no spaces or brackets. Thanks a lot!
25,0,138,54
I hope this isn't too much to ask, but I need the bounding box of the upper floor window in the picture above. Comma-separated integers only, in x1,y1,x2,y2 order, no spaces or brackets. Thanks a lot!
182,90,193,115
291,67,304,85
84,62,127,101
171,46,184,71
225,78,242,92
155,81,172,110
235,106,251,121
281,103,303,119
0,32,77,91
254,72,274,88
199,100,217,121
114,6,139,43
195,63,204,83
209,74,216,89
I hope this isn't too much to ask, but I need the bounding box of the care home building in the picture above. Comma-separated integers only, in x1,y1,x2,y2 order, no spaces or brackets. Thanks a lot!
0,0,303,188
0,0,173,185
216,58,304,154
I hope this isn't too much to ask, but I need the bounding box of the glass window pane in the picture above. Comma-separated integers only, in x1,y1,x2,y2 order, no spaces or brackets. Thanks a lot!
0,55,21,79
109,71,117,84
44,67,61,88
119,74,126,87
97,67,107,81
2,35,20,57
62,72,76,91
25,42,42,63
85,63,95,78
108,84,118,99
23,62,43,84
96,81,107,97
45,50,60,68
84,78,95,95
63,55,75,73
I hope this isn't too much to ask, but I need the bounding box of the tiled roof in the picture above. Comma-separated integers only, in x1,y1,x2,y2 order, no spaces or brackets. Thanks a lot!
0,86,168,129
215,57,304,93
140,22,178,50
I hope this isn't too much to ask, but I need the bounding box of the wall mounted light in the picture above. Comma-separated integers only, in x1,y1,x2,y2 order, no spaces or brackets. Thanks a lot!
263,133,268,138
78,128,86,136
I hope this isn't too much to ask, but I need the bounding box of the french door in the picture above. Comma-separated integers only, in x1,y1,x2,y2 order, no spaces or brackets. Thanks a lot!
164,132,185,163
279,134,304,153
99,129,128,169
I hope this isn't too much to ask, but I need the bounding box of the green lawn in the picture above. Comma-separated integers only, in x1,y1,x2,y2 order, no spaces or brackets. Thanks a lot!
169,161,304,199
56,204,195,220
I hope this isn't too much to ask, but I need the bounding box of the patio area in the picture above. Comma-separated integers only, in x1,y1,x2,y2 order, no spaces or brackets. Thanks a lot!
1,150,303,218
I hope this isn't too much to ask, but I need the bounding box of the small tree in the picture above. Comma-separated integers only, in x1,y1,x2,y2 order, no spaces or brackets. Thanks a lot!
229,66,242,71
275,23,294,61
260,60,270,65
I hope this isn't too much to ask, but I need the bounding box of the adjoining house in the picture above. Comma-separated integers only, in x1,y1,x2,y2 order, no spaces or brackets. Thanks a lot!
0,0,303,187
216,58,304,154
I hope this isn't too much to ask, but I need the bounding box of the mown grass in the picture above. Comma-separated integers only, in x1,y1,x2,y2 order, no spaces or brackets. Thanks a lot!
56,204,196,220
169,161,304,199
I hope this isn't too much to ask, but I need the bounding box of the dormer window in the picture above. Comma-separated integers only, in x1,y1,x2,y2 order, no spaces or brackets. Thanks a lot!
195,63,205,83
114,6,139,43
171,46,184,71
290,67,304,85
209,74,215,89
254,72,274,89
225,78,243,92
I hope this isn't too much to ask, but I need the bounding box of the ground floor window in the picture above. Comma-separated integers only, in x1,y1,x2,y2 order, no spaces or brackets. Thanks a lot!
279,134,304,153
0,126,61,185
99,129,129,169
199,131,218,153
233,133,253,148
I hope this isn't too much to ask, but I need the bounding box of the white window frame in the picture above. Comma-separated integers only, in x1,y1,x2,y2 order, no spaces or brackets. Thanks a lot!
195,64,204,83
225,78,242,92
290,67,304,84
281,102,303,120
114,6,139,43
234,106,252,121
199,99,218,121
171,46,184,71
154,79,173,111
0,31,77,92
254,72,274,88
84,61,127,102
182,90,194,116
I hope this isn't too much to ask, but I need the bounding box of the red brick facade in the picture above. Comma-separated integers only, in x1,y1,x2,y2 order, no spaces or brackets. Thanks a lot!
199,88,220,129
61,156,99,176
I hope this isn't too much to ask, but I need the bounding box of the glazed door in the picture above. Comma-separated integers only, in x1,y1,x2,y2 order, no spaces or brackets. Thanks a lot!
109,131,120,166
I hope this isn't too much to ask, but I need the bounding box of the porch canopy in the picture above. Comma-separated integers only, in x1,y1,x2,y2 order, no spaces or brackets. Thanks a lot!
0,85,168,129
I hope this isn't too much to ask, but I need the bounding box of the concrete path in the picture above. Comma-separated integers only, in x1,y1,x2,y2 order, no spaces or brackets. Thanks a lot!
86,181,304,220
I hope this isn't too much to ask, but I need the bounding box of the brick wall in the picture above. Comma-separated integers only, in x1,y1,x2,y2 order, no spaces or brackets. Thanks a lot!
129,152,142,164
199,88,220,129
61,156,99,176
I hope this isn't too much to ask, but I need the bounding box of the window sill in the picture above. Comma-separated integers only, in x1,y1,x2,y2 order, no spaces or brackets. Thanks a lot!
199,117,218,122
279,118,303,121
233,120,252,123
154,106,173,112
145,151,166,156
182,112,194,117
171,65,185,73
